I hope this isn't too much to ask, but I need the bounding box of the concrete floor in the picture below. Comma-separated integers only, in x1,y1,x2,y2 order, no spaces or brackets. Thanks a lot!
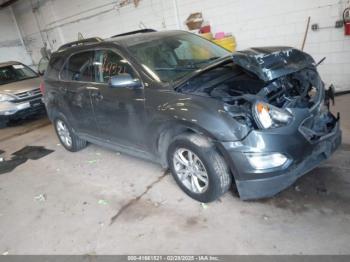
0,95,350,255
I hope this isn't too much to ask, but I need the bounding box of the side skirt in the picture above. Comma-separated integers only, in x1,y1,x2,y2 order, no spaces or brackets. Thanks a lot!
78,133,161,165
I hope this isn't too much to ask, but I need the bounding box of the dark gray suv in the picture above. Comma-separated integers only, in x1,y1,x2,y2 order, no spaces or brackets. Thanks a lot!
43,30,341,202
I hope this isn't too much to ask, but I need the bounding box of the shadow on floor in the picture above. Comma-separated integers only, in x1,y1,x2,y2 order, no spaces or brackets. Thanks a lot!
4,111,48,129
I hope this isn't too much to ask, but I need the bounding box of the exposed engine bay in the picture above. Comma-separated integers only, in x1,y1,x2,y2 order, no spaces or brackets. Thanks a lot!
177,47,338,138
178,62,322,108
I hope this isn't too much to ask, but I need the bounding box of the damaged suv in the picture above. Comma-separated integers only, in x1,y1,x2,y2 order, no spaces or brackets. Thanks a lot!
43,30,341,202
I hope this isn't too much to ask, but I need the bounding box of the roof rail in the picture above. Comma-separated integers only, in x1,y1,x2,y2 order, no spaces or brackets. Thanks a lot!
57,37,103,51
111,29,157,38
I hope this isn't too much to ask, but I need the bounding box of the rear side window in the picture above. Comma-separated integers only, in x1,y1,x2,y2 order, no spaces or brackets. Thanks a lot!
61,51,94,82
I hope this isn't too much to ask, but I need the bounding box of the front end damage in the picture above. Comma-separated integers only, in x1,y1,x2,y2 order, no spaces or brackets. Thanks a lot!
177,47,341,200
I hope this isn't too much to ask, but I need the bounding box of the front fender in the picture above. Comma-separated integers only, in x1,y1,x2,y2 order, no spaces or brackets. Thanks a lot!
146,93,251,157
156,96,251,142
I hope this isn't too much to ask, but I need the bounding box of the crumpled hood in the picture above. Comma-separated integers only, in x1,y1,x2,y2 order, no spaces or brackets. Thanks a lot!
232,46,315,82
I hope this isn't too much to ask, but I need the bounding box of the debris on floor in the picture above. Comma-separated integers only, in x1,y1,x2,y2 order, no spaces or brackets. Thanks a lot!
316,186,328,195
263,215,270,221
2,251,9,255
98,199,108,205
294,185,301,192
34,194,47,202
201,203,209,209
87,160,98,164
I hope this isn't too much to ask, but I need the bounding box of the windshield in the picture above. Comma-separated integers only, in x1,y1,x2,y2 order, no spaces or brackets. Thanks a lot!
125,32,230,82
0,64,38,85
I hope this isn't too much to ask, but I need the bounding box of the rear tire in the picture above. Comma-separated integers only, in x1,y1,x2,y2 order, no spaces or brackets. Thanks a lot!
167,133,231,203
54,116,87,152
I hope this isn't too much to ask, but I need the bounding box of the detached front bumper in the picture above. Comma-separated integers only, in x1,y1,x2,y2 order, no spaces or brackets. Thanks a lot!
0,98,45,121
220,111,341,200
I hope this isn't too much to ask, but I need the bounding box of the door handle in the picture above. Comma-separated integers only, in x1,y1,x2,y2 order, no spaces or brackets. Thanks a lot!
91,91,103,101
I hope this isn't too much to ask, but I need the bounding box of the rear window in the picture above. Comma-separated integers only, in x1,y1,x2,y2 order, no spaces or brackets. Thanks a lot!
45,54,64,79
61,51,94,82
0,64,38,85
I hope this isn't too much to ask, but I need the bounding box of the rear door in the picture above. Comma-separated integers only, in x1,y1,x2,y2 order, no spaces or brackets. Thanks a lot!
59,51,97,135
89,49,146,150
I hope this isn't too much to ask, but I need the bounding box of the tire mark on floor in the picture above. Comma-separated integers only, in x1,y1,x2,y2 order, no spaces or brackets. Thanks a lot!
110,170,169,225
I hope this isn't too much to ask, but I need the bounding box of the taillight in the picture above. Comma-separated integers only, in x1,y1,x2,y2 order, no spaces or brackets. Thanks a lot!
39,81,45,94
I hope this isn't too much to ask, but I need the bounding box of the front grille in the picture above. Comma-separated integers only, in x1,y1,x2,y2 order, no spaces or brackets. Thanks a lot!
13,88,42,102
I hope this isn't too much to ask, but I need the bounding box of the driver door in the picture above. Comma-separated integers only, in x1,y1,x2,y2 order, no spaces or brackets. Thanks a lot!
89,49,146,150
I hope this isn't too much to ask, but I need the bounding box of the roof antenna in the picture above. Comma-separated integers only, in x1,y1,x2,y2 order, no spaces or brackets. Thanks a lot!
315,57,326,67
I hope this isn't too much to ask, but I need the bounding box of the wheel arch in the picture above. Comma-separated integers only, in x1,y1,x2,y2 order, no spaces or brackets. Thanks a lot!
156,120,232,170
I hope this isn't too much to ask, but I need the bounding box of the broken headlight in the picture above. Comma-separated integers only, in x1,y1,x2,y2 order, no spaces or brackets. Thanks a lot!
253,101,293,129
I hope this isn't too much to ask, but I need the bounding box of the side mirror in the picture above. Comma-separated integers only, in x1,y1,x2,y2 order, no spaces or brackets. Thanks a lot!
109,74,142,89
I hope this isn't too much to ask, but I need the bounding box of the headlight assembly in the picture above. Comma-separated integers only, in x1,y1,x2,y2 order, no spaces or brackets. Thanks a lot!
0,93,14,102
253,101,293,129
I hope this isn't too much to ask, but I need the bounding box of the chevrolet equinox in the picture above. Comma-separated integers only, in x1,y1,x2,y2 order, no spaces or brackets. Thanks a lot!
43,30,341,202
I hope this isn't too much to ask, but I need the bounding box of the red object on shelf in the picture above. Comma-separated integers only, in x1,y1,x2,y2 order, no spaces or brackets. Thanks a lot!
199,25,211,33
344,7,350,36
345,22,350,36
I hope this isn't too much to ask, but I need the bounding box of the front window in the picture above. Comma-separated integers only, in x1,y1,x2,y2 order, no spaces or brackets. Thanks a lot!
93,50,137,83
0,64,38,85
125,32,229,82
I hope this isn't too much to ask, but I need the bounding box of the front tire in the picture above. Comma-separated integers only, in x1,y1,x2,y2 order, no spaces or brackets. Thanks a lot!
54,117,87,152
167,133,232,203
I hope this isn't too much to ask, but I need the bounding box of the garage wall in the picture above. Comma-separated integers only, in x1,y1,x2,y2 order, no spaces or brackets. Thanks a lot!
0,7,32,65
11,0,350,91
175,0,350,92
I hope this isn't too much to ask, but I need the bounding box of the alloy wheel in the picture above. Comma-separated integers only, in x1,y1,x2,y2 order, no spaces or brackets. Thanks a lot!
56,119,72,148
173,148,209,194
